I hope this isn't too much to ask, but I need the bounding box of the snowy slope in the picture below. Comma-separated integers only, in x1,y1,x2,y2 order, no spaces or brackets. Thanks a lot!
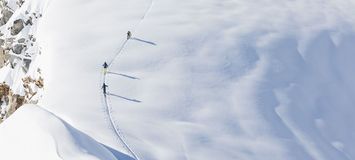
1,0,355,160
0,104,123,160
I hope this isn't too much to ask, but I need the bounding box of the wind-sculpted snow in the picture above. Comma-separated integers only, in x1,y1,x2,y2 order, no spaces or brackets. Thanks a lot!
0,0,352,159
0,104,125,160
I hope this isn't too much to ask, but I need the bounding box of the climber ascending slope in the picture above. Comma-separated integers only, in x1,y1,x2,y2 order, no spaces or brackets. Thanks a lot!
102,83,108,95
103,62,108,74
127,31,132,40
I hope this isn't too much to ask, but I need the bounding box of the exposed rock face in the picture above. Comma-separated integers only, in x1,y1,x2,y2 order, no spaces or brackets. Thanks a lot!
7,93,25,117
22,58,30,72
0,9,13,26
0,0,44,123
22,76,43,102
0,82,10,98
0,82,10,118
0,82,24,120
0,38,4,46
12,44,25,54
17,38,25,43
16,0,25,7
0,47,10,67
24,17,32,25
11,19,24,35
0,75,43,120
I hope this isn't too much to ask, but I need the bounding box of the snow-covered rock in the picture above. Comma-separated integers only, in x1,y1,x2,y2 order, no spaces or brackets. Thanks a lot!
0,0,45,121
11,43,24,54
0,8,13,26
10,19,24,35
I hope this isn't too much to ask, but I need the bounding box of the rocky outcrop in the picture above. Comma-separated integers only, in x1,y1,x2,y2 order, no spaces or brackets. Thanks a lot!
6,93,25,117
22,76,43,102
0,0,44,123
0,75,43,120
0,9,13,26
16,0,25,7
12,43,25,54
0,82,24,120
11,19,24,35
17,38,25,43
0,82,10,118
0,47,10,67
24,16,32,25
0,38,4,46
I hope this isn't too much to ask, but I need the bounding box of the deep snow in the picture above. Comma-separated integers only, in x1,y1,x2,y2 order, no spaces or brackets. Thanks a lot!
1,0,355,159
0,104,124,160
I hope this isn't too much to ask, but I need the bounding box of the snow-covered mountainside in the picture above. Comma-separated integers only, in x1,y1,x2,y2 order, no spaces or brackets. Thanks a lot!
1,0,355,159
0,104,121,160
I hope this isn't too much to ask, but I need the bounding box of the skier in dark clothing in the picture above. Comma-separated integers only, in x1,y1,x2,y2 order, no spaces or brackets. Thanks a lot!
103,62,108,74
102,83,108,95
103,62,108,68
127,31,132,40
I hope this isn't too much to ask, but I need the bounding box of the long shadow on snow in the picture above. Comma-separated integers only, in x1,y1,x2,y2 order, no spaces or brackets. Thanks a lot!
107,72,140,80
101,143,136,160
40,107,134,160
131,37,157,46
63,122,135,160
108,93,142,103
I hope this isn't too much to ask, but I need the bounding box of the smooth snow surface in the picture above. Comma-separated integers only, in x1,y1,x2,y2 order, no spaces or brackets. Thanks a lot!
1,0,355,159
0,104,122,160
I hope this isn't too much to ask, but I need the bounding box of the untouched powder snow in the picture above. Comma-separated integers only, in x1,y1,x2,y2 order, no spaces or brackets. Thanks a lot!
0,104,124,160
1,0,355,159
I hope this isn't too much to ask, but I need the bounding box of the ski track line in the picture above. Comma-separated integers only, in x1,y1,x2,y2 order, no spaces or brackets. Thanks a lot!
101,0,154,160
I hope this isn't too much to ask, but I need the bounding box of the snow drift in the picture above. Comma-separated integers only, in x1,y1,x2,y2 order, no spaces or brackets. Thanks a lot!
0,104,131,160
